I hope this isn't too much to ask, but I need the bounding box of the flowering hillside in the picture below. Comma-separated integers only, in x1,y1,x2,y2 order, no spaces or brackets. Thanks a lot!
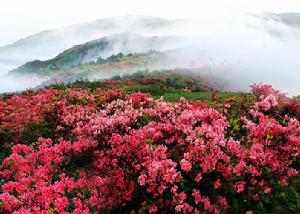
0,83,299,213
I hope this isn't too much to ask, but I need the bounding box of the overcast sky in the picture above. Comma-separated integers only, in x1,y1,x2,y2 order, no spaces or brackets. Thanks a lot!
0,0,299,46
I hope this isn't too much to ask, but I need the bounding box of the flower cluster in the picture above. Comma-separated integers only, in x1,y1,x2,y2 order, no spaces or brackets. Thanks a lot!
0,84,299,213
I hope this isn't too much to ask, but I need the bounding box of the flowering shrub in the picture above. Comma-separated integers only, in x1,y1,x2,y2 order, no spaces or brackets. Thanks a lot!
0,84,299,213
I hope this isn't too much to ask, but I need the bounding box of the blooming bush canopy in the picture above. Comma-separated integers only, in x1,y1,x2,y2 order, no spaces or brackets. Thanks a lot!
0,84,299,213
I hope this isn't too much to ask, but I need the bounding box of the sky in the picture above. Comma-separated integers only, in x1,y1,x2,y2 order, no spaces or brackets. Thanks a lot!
0,0,300,45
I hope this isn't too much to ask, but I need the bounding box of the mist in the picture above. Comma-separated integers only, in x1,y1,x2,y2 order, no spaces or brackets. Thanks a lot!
0,62,15,75
170,12,300,95
1,12,300,95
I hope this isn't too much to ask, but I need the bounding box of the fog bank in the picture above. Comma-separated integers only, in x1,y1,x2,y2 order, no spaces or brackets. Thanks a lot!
1,13,300,95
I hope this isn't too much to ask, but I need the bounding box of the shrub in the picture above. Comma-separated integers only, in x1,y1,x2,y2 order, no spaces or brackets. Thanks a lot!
0,84,299,213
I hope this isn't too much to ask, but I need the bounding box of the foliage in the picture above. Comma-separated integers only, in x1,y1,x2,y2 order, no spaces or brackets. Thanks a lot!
0,84,299,213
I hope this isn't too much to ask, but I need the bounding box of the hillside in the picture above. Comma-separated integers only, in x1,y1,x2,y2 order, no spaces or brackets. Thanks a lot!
278,13,300,28
0,79,299,213
1,46,244,94
0,16,186,71
255,12,300,28
42,69,233,97
35,52,168,83
8,33,187,76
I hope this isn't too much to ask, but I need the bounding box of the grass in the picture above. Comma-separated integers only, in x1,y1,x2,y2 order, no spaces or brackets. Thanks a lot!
123,83,245,102
152,91,244,101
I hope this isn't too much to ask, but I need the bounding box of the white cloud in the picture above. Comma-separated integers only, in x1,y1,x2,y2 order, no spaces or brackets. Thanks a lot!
0,0,299,45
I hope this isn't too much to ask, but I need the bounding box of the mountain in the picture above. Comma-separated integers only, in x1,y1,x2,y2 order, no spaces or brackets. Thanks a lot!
247,12,300,39
36,51,169,86
255,12,300,28
8,33,187,76
35,50,231,90
0,16,186,73
278,13,300,28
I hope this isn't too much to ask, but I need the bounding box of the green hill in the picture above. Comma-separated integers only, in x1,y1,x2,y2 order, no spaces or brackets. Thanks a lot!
8,33,186,76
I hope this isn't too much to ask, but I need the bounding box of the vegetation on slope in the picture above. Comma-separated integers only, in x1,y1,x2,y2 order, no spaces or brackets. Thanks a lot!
0,81,299,213
8,33,185,77
46,69,239,101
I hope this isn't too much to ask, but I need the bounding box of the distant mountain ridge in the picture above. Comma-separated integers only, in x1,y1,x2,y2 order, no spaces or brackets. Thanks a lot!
9,33,187,76
0,15,186,70
256,12,300,28
278,13,300,28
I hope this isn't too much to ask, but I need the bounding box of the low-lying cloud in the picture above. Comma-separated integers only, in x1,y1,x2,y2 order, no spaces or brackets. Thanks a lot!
1,13,300,95
171,13,300,95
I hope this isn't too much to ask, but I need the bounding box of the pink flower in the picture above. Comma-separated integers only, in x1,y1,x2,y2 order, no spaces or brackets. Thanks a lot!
138,175,146,186
213,179,222,189
194,173,202,182
192,189,202,204
178,192,187,203
180,159,192,172
202,197,212,211
54,197,69,212
175,205,184,212
227,139,241,154
234,181,246,193
264,187,271,194
149,205,158,213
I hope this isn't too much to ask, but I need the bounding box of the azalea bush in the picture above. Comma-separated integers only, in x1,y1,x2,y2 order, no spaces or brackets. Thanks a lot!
0,84,299,213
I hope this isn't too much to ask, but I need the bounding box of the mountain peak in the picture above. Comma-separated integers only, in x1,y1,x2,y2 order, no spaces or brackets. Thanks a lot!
0,15,186,72
8,32,187,76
